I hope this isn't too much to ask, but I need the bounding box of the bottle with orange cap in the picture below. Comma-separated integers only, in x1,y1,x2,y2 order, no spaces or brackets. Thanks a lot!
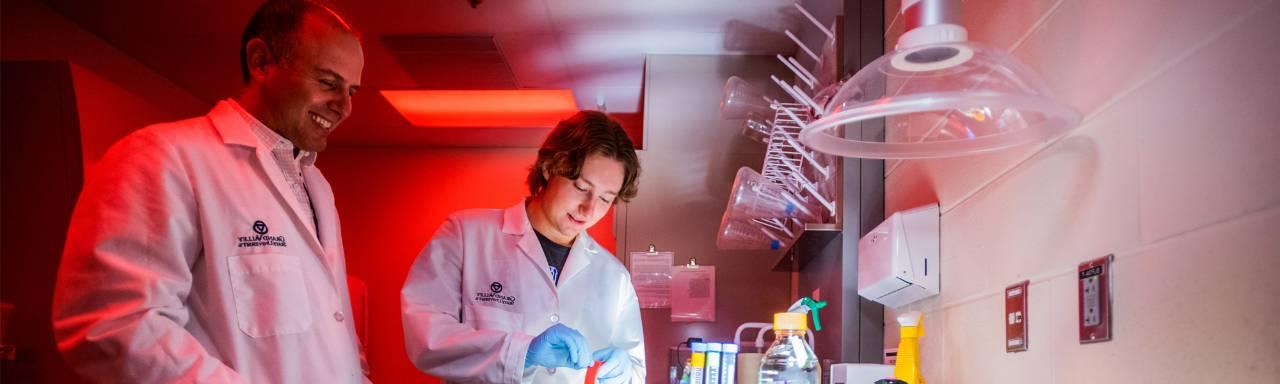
758,312,819,383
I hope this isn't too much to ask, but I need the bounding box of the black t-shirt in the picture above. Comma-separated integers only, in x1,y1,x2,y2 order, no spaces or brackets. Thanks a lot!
534,230,571,284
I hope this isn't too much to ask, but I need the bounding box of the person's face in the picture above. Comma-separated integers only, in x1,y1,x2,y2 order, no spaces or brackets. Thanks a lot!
536,153,626,243
257,15,363,152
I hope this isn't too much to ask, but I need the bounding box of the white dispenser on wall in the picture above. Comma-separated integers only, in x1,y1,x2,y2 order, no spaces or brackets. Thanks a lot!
857,203,940,308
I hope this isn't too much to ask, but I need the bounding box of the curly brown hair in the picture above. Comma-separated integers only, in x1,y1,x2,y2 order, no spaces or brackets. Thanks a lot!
526,111,640,203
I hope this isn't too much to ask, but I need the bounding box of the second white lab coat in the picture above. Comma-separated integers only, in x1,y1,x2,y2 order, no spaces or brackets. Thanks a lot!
402,202,645,383
53,100,367,383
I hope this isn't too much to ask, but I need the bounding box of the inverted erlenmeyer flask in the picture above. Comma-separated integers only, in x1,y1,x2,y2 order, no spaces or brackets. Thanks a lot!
715,215,792,251
721,76,774,121
726,167,818,223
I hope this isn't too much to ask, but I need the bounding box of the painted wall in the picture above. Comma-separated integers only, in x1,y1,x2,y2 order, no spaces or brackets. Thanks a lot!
879,0,1280,382
1,60,86,384
1,0,208,172
628,54,796,380
319,147,616,383
1,1,207,382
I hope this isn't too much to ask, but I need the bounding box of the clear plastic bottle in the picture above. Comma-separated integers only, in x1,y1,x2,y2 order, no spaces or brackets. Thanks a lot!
758,312,819,383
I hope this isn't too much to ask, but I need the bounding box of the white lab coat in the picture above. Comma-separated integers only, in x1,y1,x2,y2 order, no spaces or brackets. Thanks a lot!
53,100,368,383
402,203,645,384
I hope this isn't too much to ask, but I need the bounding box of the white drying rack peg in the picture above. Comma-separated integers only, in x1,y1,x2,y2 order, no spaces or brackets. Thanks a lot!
763,127,830,181
786,56,819,90
794,3,834,40
777,129,830,179
791,172,836,214
754,218,795,239
784,29,821,63
776,54,816,89
764,145,834,215
769,75,823,113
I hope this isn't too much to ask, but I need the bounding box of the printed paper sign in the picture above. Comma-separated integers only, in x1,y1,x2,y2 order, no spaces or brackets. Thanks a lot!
671,265,715,322
628,251,674,309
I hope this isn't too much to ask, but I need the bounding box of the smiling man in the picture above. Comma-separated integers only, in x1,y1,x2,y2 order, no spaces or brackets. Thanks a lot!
402,111,647,383
52,1,369,382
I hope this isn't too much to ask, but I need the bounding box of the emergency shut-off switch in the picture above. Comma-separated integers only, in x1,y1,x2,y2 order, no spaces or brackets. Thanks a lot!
1005,280,1029,352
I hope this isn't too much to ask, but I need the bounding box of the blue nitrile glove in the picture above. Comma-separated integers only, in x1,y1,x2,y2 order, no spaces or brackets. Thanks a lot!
525,323,592,369
591,347,631,382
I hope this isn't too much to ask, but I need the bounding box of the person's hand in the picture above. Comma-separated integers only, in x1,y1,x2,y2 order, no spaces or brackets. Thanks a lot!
590,347,631,382
525,323,591,369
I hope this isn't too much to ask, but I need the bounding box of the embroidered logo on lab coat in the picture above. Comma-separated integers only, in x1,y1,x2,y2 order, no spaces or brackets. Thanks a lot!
236,220,288,248
475,281,516,306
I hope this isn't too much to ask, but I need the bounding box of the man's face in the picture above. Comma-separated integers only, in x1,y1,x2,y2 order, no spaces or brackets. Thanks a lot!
537,153,626,243
258,15,363,152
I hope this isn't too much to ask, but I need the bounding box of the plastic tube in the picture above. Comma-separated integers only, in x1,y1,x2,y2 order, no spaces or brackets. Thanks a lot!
690,342,707,384
721,344,739,384
705,343,722,384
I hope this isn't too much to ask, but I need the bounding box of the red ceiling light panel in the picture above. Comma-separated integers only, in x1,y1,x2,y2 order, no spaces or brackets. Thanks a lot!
381,89,578,128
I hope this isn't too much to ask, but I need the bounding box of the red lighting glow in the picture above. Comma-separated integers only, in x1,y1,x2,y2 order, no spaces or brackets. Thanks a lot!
381,89,579,128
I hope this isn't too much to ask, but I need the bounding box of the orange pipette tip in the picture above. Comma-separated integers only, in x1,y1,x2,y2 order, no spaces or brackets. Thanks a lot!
584,360,604,383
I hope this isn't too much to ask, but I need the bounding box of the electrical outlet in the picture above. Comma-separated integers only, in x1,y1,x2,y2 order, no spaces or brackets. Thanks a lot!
1078,255,1114,343
1005,280,1029,352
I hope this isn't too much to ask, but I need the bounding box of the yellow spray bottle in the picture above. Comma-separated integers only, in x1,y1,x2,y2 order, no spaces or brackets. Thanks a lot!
894,311,925,384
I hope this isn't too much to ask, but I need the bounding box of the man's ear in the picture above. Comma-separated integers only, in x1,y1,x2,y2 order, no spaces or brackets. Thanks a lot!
541,164,551,181
244,38,274,82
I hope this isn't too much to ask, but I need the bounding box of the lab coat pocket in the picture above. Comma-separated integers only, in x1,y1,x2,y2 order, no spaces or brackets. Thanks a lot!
471,304,524,332
228,253,314,337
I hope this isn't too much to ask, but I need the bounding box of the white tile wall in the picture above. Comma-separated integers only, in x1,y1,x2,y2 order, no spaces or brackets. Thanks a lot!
1013,0,1271,115
960,0,1064,52
1135,1,1280,242
1054,207,1280,383
880,0,1280,382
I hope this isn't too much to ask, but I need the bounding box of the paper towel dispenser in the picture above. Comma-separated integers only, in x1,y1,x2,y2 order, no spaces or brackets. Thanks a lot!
857,203,940,308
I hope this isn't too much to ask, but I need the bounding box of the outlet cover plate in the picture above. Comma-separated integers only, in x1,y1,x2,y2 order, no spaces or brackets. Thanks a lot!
1078,254,1114,344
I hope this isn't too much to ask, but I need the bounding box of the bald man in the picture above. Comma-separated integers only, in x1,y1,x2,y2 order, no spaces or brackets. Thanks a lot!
52,1,369,382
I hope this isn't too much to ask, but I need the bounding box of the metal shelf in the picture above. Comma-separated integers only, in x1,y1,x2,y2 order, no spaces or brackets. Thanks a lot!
771,223,841,272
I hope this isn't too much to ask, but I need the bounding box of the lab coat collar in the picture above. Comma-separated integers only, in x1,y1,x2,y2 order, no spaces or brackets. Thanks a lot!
505,202,556,291
501,201,528,236
208,99,326,256
501,202,599,288
213,99,318,166
558,234,599,285
209,99,259,148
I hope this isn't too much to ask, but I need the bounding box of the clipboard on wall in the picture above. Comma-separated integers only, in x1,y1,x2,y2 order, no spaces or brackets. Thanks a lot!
670,257,715,322
628,244,673,309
